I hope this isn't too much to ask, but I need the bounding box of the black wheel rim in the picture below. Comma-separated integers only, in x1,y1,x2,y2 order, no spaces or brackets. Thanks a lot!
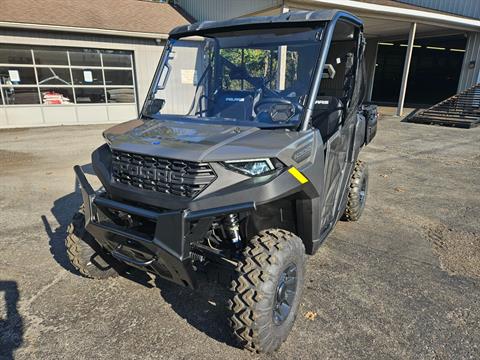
273,263,298,325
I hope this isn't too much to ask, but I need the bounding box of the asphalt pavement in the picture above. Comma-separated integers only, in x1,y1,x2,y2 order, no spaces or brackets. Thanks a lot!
0,115,479,359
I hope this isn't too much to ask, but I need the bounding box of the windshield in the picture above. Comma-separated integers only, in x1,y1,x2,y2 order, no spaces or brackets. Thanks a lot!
143,26,324,128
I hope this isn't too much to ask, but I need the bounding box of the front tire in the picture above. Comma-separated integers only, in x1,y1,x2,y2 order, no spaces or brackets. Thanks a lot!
66,208,125,279
229,229,305,353
342,160,369,222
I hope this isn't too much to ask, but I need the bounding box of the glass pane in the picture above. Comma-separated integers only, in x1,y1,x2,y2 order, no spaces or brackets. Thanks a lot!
0,67,36,85
104,70,133,85
75,88,106,103
285,50,299,89
34,49,68,65
2,87,40,105
220,48,243,90
106,88,135,103
102,52,131,67
69,50,101,67
40,88,74,105
72,69,103,85
0,46,32,64
37,67,72,85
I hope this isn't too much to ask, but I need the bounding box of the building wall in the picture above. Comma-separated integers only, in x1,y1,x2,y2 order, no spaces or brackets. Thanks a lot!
173,0,281,21
0,29,164,128
397,0,480,19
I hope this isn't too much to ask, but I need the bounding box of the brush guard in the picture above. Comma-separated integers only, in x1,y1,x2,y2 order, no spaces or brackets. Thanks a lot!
74,165,254,288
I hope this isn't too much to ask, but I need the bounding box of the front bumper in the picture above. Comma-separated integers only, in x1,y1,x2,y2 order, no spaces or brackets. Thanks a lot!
74,165,254,288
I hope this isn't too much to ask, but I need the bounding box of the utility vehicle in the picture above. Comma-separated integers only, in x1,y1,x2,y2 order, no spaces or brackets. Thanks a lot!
67,9,377,353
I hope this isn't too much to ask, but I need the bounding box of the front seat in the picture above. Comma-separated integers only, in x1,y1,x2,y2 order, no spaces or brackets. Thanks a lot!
311,96,344,141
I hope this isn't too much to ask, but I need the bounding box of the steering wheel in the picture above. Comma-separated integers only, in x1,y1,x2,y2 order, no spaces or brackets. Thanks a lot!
254,97,295,114
254,97,303,123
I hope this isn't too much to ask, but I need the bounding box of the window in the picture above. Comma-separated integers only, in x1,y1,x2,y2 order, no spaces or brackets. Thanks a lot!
0,67,36,85
104,69,133,86
75,88,105,104
312,21,359,140
0,44,136,106
220,48,278,91
69,50,101,67
317,21,359,100
2,87,40,105
0,46,32,64
34,49,69,65
102,52,131,67
41,88,74,105
147,28,323,126
72,69,103,85
37,68,72,85
107,88,135,103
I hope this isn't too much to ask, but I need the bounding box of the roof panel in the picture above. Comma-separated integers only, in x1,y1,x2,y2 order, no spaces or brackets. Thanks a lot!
170,9,362,37
0,0,190,36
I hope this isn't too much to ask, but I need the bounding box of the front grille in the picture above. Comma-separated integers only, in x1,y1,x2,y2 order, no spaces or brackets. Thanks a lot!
111,150,216,198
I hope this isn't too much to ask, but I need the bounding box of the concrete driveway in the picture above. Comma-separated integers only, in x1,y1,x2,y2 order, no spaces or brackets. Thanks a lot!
1,116,479,359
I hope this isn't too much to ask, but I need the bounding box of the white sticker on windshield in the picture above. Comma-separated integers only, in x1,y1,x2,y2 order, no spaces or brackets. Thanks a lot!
336,57,341,64
181,69,198,85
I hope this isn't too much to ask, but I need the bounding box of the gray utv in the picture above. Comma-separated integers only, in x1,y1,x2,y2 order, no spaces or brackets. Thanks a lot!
67,9,377,353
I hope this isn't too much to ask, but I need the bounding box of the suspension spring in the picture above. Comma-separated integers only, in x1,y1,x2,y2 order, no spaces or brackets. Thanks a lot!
225,213,242,248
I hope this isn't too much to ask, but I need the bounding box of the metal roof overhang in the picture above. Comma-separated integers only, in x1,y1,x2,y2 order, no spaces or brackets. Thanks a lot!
286,0,480,38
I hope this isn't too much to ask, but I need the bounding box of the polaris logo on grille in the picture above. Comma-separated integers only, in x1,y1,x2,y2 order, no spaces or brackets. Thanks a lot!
111,150,217,198
126,164,174,183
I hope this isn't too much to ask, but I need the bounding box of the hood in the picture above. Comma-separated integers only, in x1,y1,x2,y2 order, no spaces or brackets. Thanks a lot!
103,117,304,162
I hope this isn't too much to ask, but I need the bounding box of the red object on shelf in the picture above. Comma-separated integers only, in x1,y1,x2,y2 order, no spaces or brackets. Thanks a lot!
42,91,71,105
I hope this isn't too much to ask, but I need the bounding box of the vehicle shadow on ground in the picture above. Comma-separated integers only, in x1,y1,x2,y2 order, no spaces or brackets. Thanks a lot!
41,166,239,348
154,275,239,348
41,163,94,275
0,281,23,360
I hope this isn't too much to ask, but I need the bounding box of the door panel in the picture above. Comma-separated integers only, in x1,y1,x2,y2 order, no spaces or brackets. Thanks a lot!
320,117,354,229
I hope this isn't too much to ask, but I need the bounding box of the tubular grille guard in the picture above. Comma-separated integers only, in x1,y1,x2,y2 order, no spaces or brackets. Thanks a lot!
111,150,217,198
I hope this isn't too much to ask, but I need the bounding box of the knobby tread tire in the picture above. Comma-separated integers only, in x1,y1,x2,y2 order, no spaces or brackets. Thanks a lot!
228,229,305,353
66,207,124,279
342,160,368,222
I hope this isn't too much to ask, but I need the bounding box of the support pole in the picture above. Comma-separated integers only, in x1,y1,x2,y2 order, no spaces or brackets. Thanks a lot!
397,22,416,116
276,5,289,91
277,46,287,91
366,40,379,102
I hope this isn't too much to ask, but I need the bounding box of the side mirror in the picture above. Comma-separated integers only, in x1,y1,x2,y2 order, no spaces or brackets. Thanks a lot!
146,98,165,115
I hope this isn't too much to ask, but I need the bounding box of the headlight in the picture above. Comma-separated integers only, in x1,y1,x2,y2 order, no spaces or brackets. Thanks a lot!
223,158,284,177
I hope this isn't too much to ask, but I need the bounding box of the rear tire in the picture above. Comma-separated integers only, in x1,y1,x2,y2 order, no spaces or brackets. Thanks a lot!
66,207,125,279
342,160,368,222
228,229,305,353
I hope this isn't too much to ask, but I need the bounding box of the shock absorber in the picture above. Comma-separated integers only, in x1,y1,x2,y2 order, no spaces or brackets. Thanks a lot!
225,213,242,248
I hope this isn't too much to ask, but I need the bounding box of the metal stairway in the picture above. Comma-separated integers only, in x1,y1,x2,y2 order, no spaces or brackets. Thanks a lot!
408,83,480,128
